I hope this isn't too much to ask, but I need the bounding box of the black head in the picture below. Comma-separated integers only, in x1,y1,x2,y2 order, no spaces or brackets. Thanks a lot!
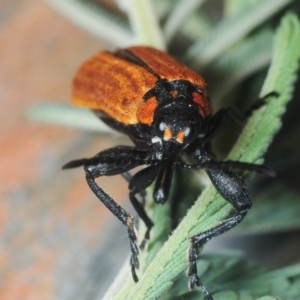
152,99,202,160
148,97,203,204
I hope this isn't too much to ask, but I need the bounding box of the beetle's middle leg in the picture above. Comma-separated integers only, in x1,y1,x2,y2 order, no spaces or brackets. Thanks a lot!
187,166,250,297
185,149,252,298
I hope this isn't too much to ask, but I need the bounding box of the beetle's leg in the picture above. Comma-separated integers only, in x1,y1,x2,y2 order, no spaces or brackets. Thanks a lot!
63,146,155,283
85,171,142,282
202,106,250,144
188,167,250,294
242,91,278,118
186,150,251,297
129,165,160,248
178,160,275,177
203,92,278,144
122,172,147,206
207,160,275,176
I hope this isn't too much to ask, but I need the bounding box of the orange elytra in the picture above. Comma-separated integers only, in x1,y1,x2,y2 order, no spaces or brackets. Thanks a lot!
72,46,211,126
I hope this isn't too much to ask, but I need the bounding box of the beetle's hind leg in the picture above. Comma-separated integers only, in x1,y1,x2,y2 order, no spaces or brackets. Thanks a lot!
187,209,248,299
187,150,252,299
187,167,250,297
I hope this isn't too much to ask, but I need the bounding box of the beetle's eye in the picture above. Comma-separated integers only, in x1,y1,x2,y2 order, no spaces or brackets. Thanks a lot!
156,122,167,137
159,122,167,132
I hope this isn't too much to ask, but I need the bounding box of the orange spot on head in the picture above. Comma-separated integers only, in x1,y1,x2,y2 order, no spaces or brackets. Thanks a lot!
170,90,178,98
163,127,172,140
176,131,185,143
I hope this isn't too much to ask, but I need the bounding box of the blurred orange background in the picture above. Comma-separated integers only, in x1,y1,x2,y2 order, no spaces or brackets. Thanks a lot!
0,1,131,299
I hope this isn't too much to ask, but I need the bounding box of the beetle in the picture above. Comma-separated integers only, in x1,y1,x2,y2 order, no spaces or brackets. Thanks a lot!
63,46,275,300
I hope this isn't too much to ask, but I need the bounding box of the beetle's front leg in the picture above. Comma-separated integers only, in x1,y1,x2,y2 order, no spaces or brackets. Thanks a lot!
63,146,155,282
187,149,251,298
85,170,142,282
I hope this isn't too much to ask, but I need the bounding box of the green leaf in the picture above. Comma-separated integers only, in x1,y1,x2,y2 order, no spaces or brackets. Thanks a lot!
126,0,166,49
208,29,274,102
44,0,134,46
163,0,206,42
228,12,300,163
186,0,293,69
27,103,119,134
180,11,213,41
213,291,239,300
112,12,300,300
224,0,260,16
161,253,300,299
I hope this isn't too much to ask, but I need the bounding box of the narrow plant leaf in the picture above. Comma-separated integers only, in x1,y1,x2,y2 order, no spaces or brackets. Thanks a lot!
125,0,166,50
27,103,119,134
163,0,206,42
223,262,300,299
162,253,300,299
112,13,300,300
152,0,175,19
44,0,134,46
228,12,300,163
140,184,172,268
208,29,273,102
180,12,212,41
224,0,260,16
186,0,293,69
214,291,239,300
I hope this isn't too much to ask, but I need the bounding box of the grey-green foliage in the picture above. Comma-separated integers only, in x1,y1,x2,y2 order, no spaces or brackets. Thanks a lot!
113,12,300,300
28,103,119,134
237,183,300,233
161,252,300,300
186,0,294,69
207,29,274,102
35,1,300,299
44,0,134,46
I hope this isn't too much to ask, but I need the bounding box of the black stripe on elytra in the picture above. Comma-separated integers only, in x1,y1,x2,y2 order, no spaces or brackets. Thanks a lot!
111,48,161,80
